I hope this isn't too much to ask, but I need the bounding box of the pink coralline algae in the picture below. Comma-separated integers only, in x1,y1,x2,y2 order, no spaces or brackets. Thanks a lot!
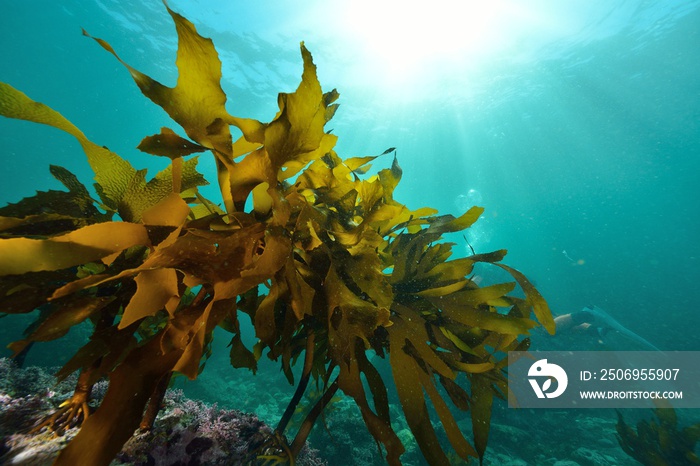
0,359,326,465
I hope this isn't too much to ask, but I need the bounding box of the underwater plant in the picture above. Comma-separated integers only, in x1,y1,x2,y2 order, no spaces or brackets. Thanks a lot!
0,3,554,466
616,407,700,465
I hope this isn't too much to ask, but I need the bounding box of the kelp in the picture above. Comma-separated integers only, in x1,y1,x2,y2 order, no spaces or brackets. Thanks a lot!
617,406,700,465
0,3,553,465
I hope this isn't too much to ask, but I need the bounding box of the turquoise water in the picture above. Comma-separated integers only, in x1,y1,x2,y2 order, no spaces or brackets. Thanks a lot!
1,1,699,464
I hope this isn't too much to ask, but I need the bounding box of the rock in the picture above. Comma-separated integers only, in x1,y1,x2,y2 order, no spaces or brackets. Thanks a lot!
0,360,327,466
484,452,529,466
572,446,613,466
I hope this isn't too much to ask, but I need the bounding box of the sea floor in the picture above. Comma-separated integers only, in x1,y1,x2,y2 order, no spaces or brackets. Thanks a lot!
0,359,649,465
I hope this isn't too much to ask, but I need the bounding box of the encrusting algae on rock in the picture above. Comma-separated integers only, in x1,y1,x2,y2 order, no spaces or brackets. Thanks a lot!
0,2,554,465
0,359,326,465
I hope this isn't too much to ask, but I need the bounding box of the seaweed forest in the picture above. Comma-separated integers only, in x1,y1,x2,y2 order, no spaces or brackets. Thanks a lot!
0,3,554,465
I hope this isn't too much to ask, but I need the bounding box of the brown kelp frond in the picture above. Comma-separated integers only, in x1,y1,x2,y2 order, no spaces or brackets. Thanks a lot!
383,212,542,464
617,406,700,465
0,165,109,236
0,3,553,466
0,83,207,222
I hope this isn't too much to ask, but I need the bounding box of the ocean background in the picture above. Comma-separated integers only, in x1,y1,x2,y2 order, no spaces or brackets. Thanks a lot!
1,1,699,464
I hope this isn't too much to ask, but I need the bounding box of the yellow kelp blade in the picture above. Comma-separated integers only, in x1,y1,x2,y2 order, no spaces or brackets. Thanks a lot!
426,206,485,234
389,315,452,466
122,156,206,222
494,263,555,334
377,155,403,202
137,127,207,158
336,346,405,466
416,364,478,461
227,319,258,373
433,287,539,335
0,82,196,222
389,305,454,379
172,232,292,379
83,3,264,213
170,298,225,379
7,296,114,355
264,43,332,173
83,13,231,154
0,82,136,211
0,222,150,276
228,147,274,208
344,155,377,174
119,267,180,329
324,265,391,358
470,372,496,463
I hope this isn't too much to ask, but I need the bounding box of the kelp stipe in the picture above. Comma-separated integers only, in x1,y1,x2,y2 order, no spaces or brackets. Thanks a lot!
0,3,553,465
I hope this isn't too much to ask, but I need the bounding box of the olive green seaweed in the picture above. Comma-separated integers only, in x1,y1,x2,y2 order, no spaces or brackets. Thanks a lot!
0,3,553,465
617,406,700,465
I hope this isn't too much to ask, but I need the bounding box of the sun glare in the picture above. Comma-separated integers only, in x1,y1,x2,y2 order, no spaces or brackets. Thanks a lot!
338,1,519,88
330,0,569,98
